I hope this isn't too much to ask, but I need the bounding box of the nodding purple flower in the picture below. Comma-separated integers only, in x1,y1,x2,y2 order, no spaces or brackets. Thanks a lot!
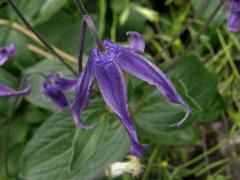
0,44,31,97
219,0,240,31
71,32,190,157
41,73,78,109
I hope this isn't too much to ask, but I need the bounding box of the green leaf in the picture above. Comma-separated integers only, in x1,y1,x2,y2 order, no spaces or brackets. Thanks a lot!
9,0,69,25
34,0,68,25
20,109,129,180
134,90,199,144
19,110,75,179
69,113,129,171
0,27,34,68
168,55,219,110
36,11,92,55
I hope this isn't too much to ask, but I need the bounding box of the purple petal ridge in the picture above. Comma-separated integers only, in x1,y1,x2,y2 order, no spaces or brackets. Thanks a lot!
117,45,190,126
95,59,148,157
71,53,95,129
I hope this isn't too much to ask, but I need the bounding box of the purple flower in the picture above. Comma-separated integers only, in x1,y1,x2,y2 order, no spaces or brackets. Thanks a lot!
0,44,31,97
228,0,240,12
0,44,16,65
218,0,240,31
228,11,240,32
71,32,190,157
41,73,78,109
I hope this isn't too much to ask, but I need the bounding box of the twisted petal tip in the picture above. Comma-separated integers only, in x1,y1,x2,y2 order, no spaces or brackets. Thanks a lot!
127,31,145,52
170,104,191,127
131,144,148,158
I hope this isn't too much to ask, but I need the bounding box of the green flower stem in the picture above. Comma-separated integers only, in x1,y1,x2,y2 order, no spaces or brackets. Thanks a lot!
77,19,87,74
74,0,106,53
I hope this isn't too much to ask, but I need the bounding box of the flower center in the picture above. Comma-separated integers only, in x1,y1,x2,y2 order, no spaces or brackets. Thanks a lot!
94,40,120,65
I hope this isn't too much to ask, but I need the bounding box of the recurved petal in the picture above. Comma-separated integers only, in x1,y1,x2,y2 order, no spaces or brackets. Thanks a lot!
0,44,16,66
127,31,145,53
41,82,69,109
227,10,240,32
71,51,95,129
117,48,190,126
95,61,148,157
0,83,31,96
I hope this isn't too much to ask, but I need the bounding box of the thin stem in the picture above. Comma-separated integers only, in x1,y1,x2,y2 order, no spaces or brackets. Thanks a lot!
3,75,29,176
78,19,87,73
175,0,226,60
175,140,225,170
74,0,106,52
5,0,77,75
154,0,210,60
2,72,47,176
83,15,106,52
74,0,87,16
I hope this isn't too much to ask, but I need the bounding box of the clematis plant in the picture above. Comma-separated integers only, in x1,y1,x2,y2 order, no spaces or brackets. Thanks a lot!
3,0,190,158
0,44,32,97
71,32,190,157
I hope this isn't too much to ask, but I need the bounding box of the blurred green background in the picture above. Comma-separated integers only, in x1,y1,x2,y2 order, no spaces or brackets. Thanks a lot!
0,0,240,179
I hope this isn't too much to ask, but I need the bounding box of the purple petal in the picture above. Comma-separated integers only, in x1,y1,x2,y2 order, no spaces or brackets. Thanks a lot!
0,83,31,96
228,10,240,32
41,81,69,109
117,48,190,126
127,31,145,52
47,73,78,91
41,73,78,109
0,44,16,66
229,0,240,12
71,52,95,129
95,60,148,157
